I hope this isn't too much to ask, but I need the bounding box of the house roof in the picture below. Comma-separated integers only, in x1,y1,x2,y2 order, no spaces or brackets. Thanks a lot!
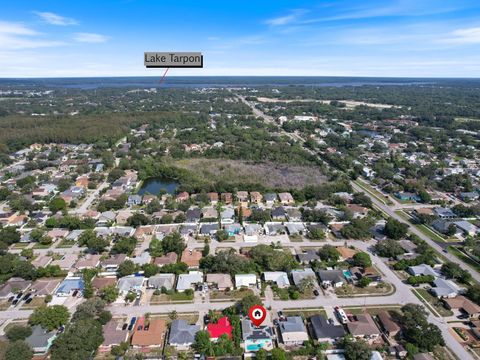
177,272,203,291
25,325,56,350
310,315,346,340
154,252,178,266
444,295,480,314
235,274,257,287
30,278,61,296
291,268,316,286
0,277,31,297
263,272,290,287
297,250,320,262
148,274,175,289
432,278,461,297
169,319,200,345
347,314,380,336
241,319,274,340
278,316,307,334
207,316,233,339
102,319,129,347
206,273,233,289
181,248,202,267
91,277,117,290
335,246,357,259
117,276,144,293
377,311,401,333
408,264,438,277
318,270,344,283
101,254,127,267
131,318,166,347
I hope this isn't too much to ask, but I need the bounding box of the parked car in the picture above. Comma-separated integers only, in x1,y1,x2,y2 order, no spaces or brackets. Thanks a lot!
25,298,33,304
72,290,78,297
7,296,14,302
122,323,128,331
313,289,319,296
12,299,18,305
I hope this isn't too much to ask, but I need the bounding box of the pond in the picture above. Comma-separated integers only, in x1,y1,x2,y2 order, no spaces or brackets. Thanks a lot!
138,177,179,195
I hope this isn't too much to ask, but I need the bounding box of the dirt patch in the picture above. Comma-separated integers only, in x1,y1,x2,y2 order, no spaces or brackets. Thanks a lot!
175,158,327,189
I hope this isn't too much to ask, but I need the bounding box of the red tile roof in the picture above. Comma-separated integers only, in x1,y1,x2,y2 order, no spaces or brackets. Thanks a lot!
207,316,232,339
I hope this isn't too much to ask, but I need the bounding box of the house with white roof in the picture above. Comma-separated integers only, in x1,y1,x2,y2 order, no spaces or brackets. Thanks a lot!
176,271,203,292
291,268,316,287
235,274,258,288
263,272,290,288
407,264,439,277
431,278,463,298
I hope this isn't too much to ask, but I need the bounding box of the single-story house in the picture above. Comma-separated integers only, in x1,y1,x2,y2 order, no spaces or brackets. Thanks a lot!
431,278,463,298
454,221,479,237
176,271,203,292
377,311,401,337
241,318,274,352
235,274,258,288
318,270,345,288
443,295,480,319
181,248,203,268
154,252,178,267
131,317,166,349
407,264,439,277
310,314,345,343
206,273,233,291
101,254,127,272
91,277,117,292
0,278,31,298
433,207,456,219
347,314,381,342
278,316,309,346
30,278,61,296
291,268,317,287
117,275,144,295
263,271,290,288
297,250,320,264
168,319,200,350
99,319,129,353
25,325,57,355
148,274,175,290
207,316,233,341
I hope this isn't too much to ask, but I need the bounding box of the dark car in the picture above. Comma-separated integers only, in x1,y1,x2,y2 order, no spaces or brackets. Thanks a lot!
16,292,23,299
7,296,14,302
12,299,18,305
204,314,210,324
72,290,78,297
313,289,320,296
25,298,33,304
22,293,31,301
122,323,128,331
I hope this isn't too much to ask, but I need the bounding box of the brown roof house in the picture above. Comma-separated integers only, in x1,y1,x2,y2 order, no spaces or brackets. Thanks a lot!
207,192,219,205
278,192,295,205
131,318,167,350
221,193,233,204
0,278,31,298
377,311,401,338
30,279,61,296
99,319,129,354
444,296,480,319
74,254,101,270
206,273,233,291
335,246,358,261
347,204,369,219
92,277,117,292
181,248,203,268
347,313,381,343
250,192,263,204
154,252,178,267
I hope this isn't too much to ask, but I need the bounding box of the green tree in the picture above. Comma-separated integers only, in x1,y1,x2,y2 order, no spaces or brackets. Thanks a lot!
5,325,32,341
255,348,268,360
384,218,409,240
5,340,33,360
117,259,136,277
50,318,104,360
374,239,404,258
0,227,20,245
237,294,262,316
216,229,229,242
49,197,67,213
126,213,150,227
352,252,372,267
318,245,340,262
161,232,186,255
99,285,119,303
358,277,372,288
342,336,372,360
28,305,69,331
111,341,129,357
308,227,325,240
193,330,214,356
271,348,288,360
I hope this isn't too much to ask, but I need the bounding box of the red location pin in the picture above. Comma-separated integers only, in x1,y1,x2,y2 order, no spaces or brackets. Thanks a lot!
248,305,267,327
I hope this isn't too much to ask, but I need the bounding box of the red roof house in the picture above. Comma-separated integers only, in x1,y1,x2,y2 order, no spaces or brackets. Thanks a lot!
207,316,232,340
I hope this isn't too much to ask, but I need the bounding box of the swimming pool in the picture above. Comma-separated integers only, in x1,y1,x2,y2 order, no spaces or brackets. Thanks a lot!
343,270,353,280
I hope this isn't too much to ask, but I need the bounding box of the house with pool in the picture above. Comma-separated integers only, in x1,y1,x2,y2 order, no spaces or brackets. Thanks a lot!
241,318,274,352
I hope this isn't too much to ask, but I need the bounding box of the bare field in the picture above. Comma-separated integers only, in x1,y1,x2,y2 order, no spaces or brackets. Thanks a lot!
174,158,327,188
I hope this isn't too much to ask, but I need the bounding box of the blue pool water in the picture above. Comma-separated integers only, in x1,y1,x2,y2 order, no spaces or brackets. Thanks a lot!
343,270,352,280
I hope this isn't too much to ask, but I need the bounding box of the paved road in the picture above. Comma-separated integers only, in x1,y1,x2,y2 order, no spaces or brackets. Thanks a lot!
72,180,109,215
351,181,480,284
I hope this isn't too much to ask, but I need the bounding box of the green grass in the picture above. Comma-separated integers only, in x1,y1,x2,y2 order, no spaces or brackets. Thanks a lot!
412,288,453,317
283,307,327,319
32,243,52,249
447,246,480,273
354,180,394,205
56,239,75,248
415,223,447,243
343,305,401,316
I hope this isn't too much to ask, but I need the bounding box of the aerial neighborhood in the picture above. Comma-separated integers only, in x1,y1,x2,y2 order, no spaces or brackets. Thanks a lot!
0,81,480,360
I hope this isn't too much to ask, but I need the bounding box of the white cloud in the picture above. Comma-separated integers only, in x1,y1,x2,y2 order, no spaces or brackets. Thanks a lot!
34,11,78,26
0,21,64,49
265,9,307,26
441,27,480,44
73,32,109,43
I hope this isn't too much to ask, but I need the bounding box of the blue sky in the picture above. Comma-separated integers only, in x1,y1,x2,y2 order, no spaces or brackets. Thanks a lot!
2,0,480,77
